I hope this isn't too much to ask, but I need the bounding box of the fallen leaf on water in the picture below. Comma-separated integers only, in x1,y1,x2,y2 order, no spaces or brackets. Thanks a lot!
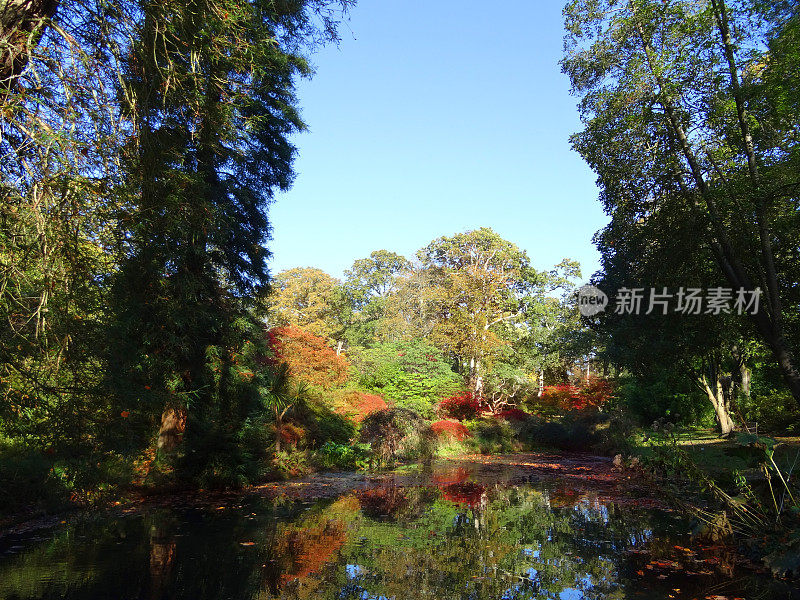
239,542,255,546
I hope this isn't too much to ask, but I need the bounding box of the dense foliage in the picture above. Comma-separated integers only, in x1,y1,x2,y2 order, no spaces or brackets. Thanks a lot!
0,0,353,497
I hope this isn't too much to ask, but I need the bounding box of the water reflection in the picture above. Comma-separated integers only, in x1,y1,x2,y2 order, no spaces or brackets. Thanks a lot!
0,464,794,600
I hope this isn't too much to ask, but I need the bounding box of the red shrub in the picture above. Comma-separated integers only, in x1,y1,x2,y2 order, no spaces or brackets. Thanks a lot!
540,384,581,412
494,408,530,421
430,420,471,441
580,377,615,409
439,392,481,420
537,378,615,414
349,392,388,423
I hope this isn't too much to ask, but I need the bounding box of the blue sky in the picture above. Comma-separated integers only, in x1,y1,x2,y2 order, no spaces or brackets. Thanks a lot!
268,0,607,282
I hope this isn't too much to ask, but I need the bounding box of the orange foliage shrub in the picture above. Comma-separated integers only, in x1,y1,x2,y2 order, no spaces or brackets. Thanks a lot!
266,325,349,388
353,393,387,421
430,419,471,441
536,377,615,414
277,422,306,447
334,390,388,422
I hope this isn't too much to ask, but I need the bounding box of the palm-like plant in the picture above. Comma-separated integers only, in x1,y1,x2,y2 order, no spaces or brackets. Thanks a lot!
261,362,309,453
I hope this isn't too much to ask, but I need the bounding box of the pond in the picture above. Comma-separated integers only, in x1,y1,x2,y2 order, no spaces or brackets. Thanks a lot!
0,455,796,600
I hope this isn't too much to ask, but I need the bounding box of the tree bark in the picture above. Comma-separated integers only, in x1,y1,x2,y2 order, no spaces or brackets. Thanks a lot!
157,408,186,454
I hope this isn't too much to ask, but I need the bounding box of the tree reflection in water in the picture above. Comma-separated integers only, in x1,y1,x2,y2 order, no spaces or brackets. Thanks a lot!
0,469,791,600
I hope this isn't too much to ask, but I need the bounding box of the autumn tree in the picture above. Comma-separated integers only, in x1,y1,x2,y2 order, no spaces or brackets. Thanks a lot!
266,325,350,389
268,267,343,341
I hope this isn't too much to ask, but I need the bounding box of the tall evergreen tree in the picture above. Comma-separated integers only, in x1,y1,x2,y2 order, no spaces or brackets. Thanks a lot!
109,0,351,483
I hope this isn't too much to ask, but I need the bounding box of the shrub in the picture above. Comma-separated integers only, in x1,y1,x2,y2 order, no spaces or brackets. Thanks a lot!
332,390,388,423
315,441,371,470
277,422,306,448
272,450,311,479
360,408,434,467
0,446,68,513
524,412,606,452
439,392,481,421
615,373,709,426
494,408,530,422
536,384,581,416
528,421,570,449
430,420,471,441
291,397,356,448
466,419,517,454
535,378,615,416
351,341,462,419
350,393,388,422
579,378,615,409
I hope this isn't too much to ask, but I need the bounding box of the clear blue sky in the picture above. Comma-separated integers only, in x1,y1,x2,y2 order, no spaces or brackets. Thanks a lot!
268,0,607,282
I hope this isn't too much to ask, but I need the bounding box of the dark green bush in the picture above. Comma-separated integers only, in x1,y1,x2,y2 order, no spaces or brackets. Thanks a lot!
528,421,570,449
466,419,517,454
293,398,356,448
360,408,434,467
0,445,68,514
616,374,711,426
523,411,611,452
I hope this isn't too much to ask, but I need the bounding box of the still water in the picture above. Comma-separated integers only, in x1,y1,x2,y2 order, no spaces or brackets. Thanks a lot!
0,459,796,600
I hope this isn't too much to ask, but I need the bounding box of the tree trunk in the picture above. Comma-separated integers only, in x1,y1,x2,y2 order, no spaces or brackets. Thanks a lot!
157,408,185,454
274,411,282,454
701,375,734,436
